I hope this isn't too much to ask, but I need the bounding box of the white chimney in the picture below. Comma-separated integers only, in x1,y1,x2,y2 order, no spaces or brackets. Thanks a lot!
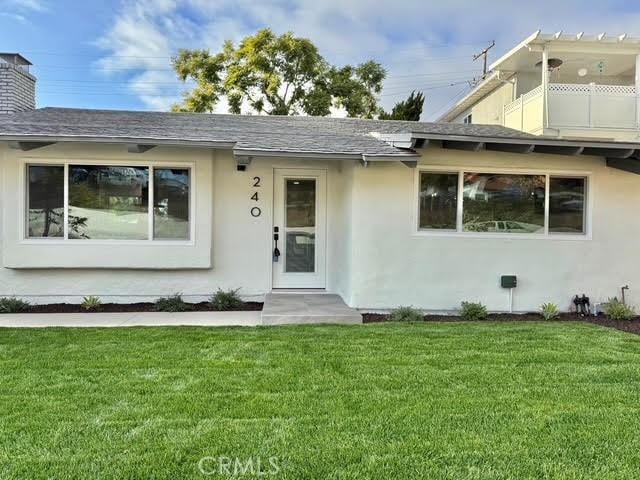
0,53,35,114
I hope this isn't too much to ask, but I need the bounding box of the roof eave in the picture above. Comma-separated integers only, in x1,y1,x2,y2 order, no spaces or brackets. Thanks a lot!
411,131,640,157
0,134,236,149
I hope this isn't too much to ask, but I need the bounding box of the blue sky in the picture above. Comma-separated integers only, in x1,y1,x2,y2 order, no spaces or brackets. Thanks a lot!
1,0,640,119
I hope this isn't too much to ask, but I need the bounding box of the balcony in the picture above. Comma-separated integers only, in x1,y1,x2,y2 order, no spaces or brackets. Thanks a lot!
504,83,639,138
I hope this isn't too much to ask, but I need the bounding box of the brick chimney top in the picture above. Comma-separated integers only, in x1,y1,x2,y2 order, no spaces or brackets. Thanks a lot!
0,53,36,114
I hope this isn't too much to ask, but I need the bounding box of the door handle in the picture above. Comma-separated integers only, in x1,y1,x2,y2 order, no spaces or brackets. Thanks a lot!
273,227,281,262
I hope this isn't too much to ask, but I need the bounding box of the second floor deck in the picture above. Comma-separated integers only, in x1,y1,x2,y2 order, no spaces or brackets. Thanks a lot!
504,82,640,139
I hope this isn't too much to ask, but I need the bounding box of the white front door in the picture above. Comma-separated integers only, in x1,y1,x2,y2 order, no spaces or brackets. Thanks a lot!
272,169,326,289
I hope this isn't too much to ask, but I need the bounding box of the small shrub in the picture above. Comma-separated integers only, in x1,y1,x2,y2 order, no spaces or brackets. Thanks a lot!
81,295,102,311
389,306,424,322
460,301,488,321
540,302,560,320
603,298,635,321
155,294,193,312
0,297,31,313
209,288,243,311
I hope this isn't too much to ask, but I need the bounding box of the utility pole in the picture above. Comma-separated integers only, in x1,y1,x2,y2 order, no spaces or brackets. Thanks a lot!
473,41,496,79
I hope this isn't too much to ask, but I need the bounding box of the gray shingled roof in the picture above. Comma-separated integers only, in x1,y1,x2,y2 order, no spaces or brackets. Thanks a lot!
0,107,536,157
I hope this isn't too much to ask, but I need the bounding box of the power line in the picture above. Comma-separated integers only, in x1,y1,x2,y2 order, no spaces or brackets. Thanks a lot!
429,84,473,119
18,41,493,60
379,80,472,97
38,78,473,98
29,56,478,73
34,70,480,89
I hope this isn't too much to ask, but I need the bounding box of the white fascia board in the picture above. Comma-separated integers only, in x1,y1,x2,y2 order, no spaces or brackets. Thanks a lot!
0,135,236,149
409,131,640,150
488,30,542,71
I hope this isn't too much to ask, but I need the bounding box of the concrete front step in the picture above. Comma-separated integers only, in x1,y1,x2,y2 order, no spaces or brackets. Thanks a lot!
261,293,362,325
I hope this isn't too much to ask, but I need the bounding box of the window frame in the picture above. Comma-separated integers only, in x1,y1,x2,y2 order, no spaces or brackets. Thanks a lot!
21,158,195,245
414,165,592,240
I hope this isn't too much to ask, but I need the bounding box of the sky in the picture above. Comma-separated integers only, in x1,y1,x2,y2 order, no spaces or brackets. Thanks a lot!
1,0,640,120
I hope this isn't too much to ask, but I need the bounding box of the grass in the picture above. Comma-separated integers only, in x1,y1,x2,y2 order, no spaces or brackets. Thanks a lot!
1,322,640,479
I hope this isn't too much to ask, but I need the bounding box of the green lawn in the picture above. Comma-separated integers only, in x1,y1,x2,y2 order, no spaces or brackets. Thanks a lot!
1,322,640,479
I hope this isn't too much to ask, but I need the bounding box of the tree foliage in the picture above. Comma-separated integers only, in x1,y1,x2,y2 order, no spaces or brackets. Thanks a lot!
172,29,386,118
379,90,425,121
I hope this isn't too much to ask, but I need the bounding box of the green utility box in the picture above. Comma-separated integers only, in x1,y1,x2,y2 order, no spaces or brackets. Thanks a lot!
501,275,517,288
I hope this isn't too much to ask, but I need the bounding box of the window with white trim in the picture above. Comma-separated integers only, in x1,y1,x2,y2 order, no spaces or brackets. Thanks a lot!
418,170,587,235
27,164,191,241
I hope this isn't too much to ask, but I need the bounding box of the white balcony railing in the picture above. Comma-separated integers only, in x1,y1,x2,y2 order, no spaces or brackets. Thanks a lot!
503,83,639,134
503,85,544,134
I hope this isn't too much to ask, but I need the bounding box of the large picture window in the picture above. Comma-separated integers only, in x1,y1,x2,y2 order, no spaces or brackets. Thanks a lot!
418,170,587,236
26,163,191,241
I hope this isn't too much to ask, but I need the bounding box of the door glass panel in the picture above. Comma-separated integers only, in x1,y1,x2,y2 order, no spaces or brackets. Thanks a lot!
285,179,316,273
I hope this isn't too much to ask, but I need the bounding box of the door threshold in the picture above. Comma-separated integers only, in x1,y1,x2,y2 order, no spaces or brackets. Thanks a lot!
271,288,328,294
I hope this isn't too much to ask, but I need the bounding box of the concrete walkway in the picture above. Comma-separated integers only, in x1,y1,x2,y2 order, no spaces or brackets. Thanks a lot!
262,293,362,325
0,294,363,328
0,311,262,328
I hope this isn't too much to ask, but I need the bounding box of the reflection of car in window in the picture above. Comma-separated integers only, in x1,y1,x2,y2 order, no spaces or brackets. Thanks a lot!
549,191,584,211
465,220,542,233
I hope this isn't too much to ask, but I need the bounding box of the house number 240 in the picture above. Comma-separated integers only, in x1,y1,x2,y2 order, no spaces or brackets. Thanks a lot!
250,177,261,217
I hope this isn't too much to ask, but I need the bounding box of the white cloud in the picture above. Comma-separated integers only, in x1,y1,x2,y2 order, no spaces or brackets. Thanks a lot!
0,11,27,22
2,0,47,12
95,0,640,118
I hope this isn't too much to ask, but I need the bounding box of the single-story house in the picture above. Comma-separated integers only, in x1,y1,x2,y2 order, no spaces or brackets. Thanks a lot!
1,52,640,313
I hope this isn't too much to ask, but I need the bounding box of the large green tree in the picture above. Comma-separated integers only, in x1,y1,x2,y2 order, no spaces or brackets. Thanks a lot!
172,29,385,118
379,90,425,121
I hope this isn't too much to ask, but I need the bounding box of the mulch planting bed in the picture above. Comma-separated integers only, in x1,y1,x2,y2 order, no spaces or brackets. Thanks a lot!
587,316,640,335
362,312,584,323
27,302,263,314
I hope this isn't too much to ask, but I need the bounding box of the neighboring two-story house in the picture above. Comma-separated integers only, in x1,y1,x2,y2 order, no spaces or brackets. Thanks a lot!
440,31,640,142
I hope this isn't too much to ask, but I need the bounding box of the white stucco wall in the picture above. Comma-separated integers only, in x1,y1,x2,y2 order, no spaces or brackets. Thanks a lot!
0,143,351,304
1,141,638,313
469,81,515,126
347,146,640,312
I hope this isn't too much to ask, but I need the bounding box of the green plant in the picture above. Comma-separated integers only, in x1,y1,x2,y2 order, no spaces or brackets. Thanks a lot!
0,297,31,313
389,306,424,322
540,302,560,320
81,295,102,311
603,298,635,321
460,301,488,321
209,288,243,311
155,294,193,312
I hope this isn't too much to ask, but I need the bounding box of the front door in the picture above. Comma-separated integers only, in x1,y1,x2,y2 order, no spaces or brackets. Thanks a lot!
272,169,326,289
